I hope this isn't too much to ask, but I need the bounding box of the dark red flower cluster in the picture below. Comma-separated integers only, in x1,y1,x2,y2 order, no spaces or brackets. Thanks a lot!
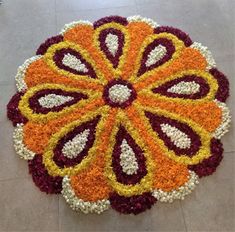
110,192,157,215
7,92,28,126
189,138,223,177
28,154,63,194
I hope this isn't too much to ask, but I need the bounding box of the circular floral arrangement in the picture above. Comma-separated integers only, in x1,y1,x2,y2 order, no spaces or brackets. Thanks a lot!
7,16,231,215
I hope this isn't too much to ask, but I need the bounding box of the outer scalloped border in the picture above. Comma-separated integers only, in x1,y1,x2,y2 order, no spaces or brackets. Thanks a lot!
15,55,42,92
62,175,110,214
190,42,216,71
127,15,159,28
13,123,36,160
60,20,93,35
213,100,231,139
152,171,199,202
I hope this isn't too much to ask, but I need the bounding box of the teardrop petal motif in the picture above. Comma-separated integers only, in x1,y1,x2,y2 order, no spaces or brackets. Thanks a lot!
112,126,147,185
145,112,201,157
53,48,97,78
29,89,88,114
138,38,175,76
53,116,100,168
152,75,210,99
98,28,125,68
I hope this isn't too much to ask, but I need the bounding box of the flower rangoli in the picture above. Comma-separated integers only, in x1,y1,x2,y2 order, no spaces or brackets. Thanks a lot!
7,16,231,215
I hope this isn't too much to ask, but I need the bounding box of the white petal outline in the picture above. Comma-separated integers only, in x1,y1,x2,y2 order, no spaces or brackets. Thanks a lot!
213,100,231,139
15,55,42,92
62,176,110,214
60,20,93,35
13,123,36,160
127,15,160,28
152,171,199,203
190,42,216,71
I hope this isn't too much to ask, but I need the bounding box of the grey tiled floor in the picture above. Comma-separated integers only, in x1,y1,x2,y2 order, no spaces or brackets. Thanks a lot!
0,0,234,231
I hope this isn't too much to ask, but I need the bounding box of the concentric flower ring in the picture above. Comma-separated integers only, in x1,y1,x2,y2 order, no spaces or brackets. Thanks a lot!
7,15,230,215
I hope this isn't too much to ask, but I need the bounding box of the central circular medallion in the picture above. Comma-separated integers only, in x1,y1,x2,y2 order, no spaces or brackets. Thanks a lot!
103,79,137,108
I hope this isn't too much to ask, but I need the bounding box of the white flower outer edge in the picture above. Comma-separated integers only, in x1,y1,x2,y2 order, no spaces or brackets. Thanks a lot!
152,171,199,203
15,55,42,92
60,20,93,35
213,100,231,139
13,123,36,160
62,175,110,214
190,42,216,71
127,15,160,28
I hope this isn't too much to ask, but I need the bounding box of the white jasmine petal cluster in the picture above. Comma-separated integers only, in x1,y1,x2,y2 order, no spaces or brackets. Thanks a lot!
152,171,199,203
191,42,216,70
62,176,110,214
145,45,167,67
62,129,90,159
60,20,93,35
15,55,42,92
108,84,132,104
62,53,88,73
127,15,159,28
120,139,139,175
105,33,119,56
160,123,191,149
13,124,35,160
167,81,200,95
213,100,231,139
38,94,73,108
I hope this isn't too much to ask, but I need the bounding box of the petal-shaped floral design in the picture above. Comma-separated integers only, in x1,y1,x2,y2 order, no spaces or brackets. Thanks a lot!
7,16,230,215
98,28,125,68
145,111,201,157
152,75,210,99
112,126,147,185
28,88,88,114
94,20,129,72
53,116,100,167
18,83,101,122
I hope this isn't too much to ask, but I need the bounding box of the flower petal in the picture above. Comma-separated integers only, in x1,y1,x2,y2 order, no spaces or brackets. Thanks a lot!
121,20,154,80
134,47,207,91
93,20,129,72
137,104,212,165
42,106,110,177
64,23,115,82
44,41,107,82
152,74,210,99
18,83,101,123
22,97,104,154
105,110,154,197
130,33,185,83
124,105,191,191
24,58,103,91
